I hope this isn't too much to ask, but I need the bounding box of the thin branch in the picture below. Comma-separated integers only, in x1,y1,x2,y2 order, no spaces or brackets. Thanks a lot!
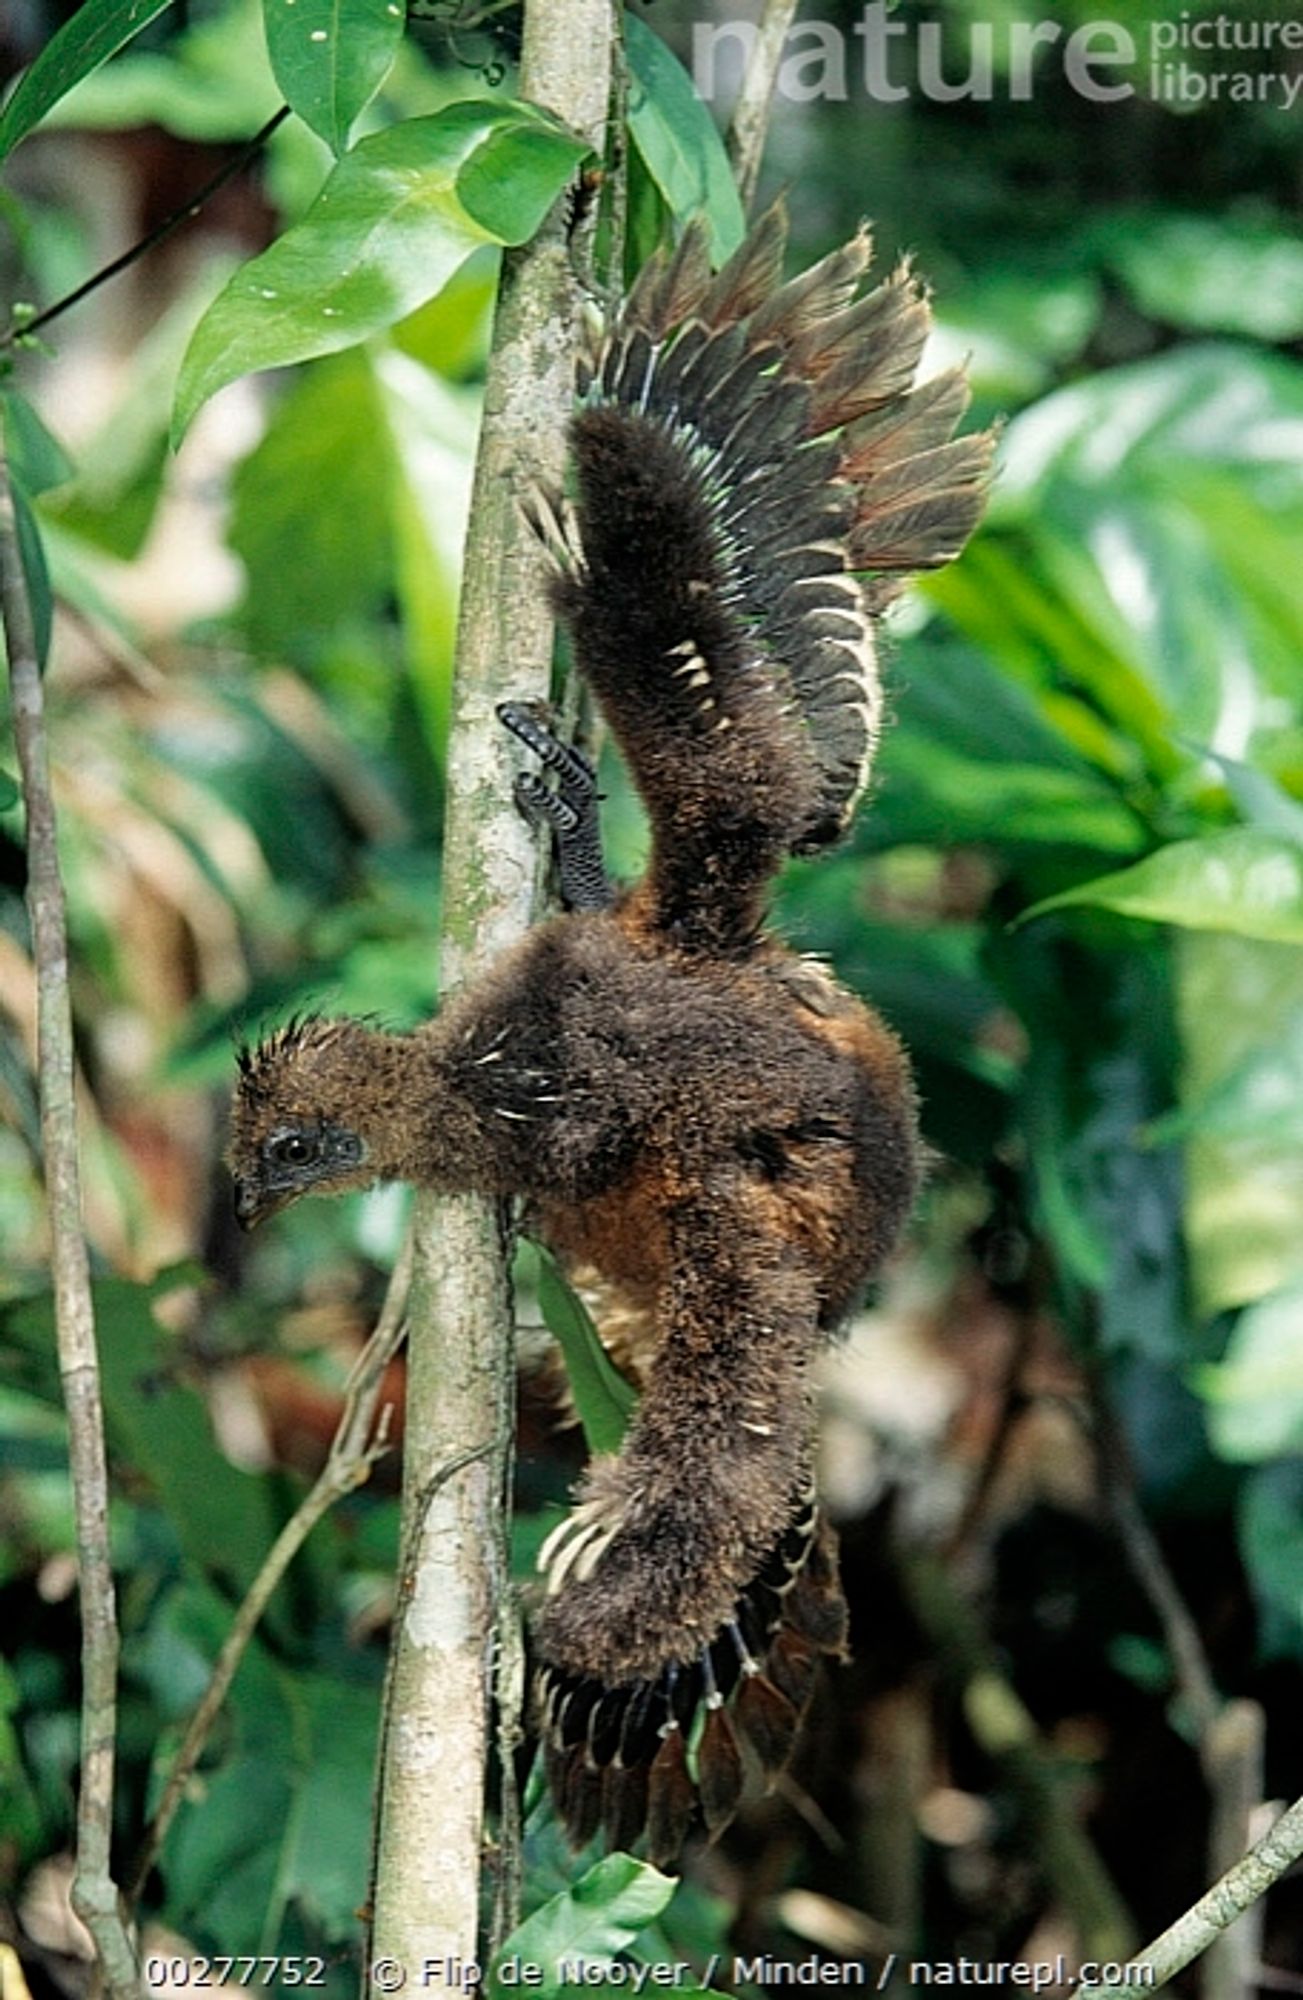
1,462,137,1994
726,0,800,212
944,1306,1036,1564
898,1551,1135,1962
1069,1794,1303,1997
1092,1393,1221,1741
1091,1390,1265,2000
0,106,291,352
126,1235,413,1906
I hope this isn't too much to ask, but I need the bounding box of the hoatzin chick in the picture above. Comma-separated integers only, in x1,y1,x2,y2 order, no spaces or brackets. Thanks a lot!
228,201,993,1866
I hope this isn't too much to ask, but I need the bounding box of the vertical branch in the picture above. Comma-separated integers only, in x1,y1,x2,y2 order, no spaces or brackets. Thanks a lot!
726,0,800,210
0,461,138,1997
366,0,613,1976
1093,1394,1266,2000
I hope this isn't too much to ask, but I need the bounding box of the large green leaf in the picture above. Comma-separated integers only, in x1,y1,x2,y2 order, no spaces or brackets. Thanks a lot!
2,475,54,672
0,0,177,158
1197,1284,1303,1463
1178,934,1303,1317
534,1245,638,1457
624,15,743,260
156,1588,377,1951
932,271,1099,402
1238,1461,1303,1660
490,1854,678,1999
1,1273,281,1598
375,343,477,758
173,100,588,440
38,0,282,141
2,391,75,495
229,348,399,650
926,531,1177,780
872,633,1146,855
1203,753,1303,846
228,341,474,757
1098,211,1303,342
993,930,1187,1361
1021,830,1303,944
1147,1001,1303,1151
263,0,404,154
961,348,1303,760
996,346,1303,511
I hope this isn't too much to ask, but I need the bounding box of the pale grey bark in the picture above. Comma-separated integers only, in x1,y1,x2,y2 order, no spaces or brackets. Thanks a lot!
1,457,139,1996
365,1,614,1984
1070,1794,1303,1997
726,0,801,210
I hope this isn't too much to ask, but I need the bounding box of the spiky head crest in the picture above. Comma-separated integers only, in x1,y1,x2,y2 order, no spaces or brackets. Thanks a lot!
228,1013,388,1227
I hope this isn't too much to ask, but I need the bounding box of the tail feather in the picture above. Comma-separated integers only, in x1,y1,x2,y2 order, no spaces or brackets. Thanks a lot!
797,269,932,434
747,222,874,347
697,1704,746,1836
841,364,973,477
697,201,788,330
538,198,992,899
734,1669,800,1770
621,222,714,342
645,1727,695,1871
536,1498,846,1867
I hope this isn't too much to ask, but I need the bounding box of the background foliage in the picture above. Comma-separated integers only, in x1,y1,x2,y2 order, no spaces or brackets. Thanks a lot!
1,0,1301,1989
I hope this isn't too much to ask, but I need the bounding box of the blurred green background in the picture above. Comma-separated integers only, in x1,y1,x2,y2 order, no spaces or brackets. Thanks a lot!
2,0,1302,1989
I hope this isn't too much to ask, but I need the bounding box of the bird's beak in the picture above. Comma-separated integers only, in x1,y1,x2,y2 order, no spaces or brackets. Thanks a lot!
233,1180,267,1231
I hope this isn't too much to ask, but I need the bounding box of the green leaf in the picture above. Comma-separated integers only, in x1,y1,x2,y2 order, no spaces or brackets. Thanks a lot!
229,348,398,649
534,1246,638,1457
1100,211,1303,342
0,1660,43,1867
927,530,1177,781
877,632,1145,856
1,1272,282,1597
392,243,497,380
1,390,74,494
40,0,282,142
933,271,1099,402
8,477,54,671
1020,831,1303,945
157,1591,378,1951
624,15,744,261
491,1854,678,1999
263,0,404,154
1238,1461,1303,1659
173,100,588,441
0,770,19,810
1203,751,1303,846
1178,935,1303,1317
1146,1002,1303,1152
375,343,477,758
994,931,1187,1360
971,348,1303,761
1197,1284,1303,1463
0,0,178,158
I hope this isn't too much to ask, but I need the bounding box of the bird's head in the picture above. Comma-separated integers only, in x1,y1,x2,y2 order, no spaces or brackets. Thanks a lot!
227,1014,386,1229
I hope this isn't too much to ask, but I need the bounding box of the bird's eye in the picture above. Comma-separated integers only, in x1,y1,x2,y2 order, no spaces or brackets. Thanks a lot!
268,1132,319,1168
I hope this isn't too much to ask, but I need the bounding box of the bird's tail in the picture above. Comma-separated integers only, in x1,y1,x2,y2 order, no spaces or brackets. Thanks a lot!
536,1485,847,1867
527,200,993,950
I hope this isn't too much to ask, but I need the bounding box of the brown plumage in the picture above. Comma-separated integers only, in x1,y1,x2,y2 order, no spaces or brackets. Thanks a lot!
228,200,991,1864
